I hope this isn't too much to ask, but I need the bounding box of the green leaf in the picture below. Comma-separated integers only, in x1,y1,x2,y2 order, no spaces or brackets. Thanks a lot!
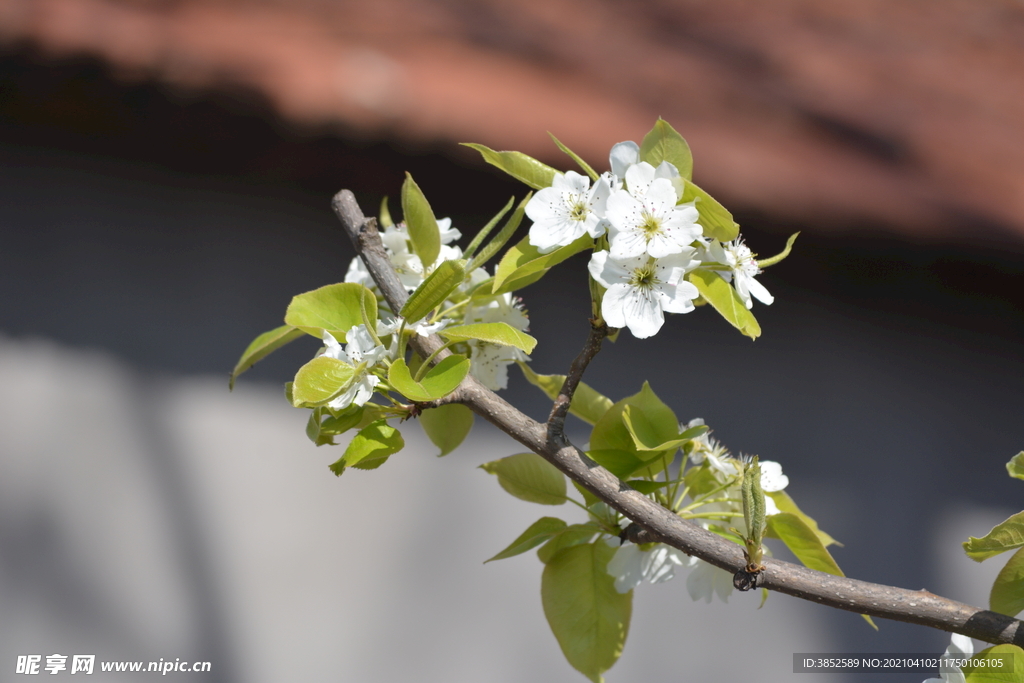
485,517,567,563
621,405,686,453
586,449,648,480
420,403,474,456
387,355,470,402
990,547,1024,616
684,462,728,498
516,361,614,426
480,452,567,505
401,172,441,269
688,270,761,339
400,259,467,324
757,232,800,269
462,142,559,190
625,480,672,495
284,283,378,340
542,542,632,683
441,322,538,354
765,491,840,547
537,523,601,564
639,118,693,181
1007,452,1024,481
677,178,739,242
230,325,304,390
329,419,404,475
965,511,1024,561
462,196,514,261
768,513,878,630
549,132,599,181
291,356,356,408
591,382,678,457
573,480,601,509
492,233,593,295
466,194,531,273
378,196,394,229
963,644,1024,682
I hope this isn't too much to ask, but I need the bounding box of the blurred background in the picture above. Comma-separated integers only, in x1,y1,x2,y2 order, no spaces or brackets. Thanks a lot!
2,0,1024,680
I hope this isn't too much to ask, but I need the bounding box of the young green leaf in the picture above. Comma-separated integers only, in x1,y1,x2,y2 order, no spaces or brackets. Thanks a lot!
765,490,840,547
284,283,378,340
492,233,593,295
479,452,567,505
461,142,559,190
586,449,648,480
688,270,762,339
591,382,679,457
465,194,531,273
291,356,356,408
440,322,538,354
387,355,470,402
990,547,1024,617
962,644,1024,681
420,403,474,456
537,523,601,564
328,419,404,476
541,542,632,683
639,118,693,181
741,457,766,568
230,325,304,390
768,513,877,630
378,195,394,228
462,196,515,261
516,361,614,425
624,480,672,495
549,132,599,181
757,232,800,269
1007,452,1024,481
485,517,567,563
621,404,687,452
401,172,441,270
400,258,467,324
964,511,1024,561
676,178,739,242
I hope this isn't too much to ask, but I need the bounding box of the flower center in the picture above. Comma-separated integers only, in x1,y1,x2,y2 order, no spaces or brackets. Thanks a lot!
627,264,659,291
638,211,662,239
568,198,589,222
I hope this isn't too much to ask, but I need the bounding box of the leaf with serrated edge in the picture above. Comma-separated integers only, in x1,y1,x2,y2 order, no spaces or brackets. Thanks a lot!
964,511,1024,561
230,325,304,389
639,118,693,181
388,355,470,402
990,547,1024,616
765,491,840,547
284,283,378,340
441,322,538,354
492,233,593,294
329,420,404,475
542,542,632,683
462,143,559,190
400,259,466,324
420,403,474,456
688,270,761,339
485,517,567,563
480,453,567,505
516,361,613,425
676,178,739,242
401,173,441,270
537,523,600,564
291,356,356,407
768,513,877,629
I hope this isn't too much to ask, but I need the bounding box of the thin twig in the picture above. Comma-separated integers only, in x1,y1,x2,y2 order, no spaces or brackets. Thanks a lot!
547,320,609,433
332,188,1024,647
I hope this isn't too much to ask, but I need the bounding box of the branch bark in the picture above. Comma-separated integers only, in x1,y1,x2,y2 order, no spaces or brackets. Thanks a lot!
332,188,1024,647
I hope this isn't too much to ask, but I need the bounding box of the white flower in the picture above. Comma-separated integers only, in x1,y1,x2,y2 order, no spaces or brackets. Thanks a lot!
758,460,789,492
923,633,973,683
525,171,611,253
436,217,462,245
588,250,700,339
607,541,693,593
609,141,640,180
463,293,530,390
606,165,701,260
706,238,774,309
685,417,733,476
321,326,386,410
686,559,735,603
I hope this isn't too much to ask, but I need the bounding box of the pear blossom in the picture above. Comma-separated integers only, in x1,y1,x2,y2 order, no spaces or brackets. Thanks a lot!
609,141,640,180
588,249,700,339
923,633,973,683
685,418,733,476
347,218,465,292
686,559,735,603
706,238,774,309
525,171,611,253
607,541,694,593
321,326,387,410
463,292,531,390
606,165,701,260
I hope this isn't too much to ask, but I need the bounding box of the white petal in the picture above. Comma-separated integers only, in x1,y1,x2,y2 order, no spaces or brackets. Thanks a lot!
746,275,774,305
607,543,645,593
609,141,640,179
603,283,665,339
686,561,717,603
759,461,789,492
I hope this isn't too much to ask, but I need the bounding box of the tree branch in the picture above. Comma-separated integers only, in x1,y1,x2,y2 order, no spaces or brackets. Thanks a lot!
548,319,609,433
332,188,1024,647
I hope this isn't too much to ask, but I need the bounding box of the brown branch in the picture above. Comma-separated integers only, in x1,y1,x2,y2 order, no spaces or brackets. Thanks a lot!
331,188,1024,647
547,319,609,433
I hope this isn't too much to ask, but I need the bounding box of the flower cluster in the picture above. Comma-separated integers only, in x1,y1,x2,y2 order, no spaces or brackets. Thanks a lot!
605,417,790,603
345,217,530,390
526,141,772,339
